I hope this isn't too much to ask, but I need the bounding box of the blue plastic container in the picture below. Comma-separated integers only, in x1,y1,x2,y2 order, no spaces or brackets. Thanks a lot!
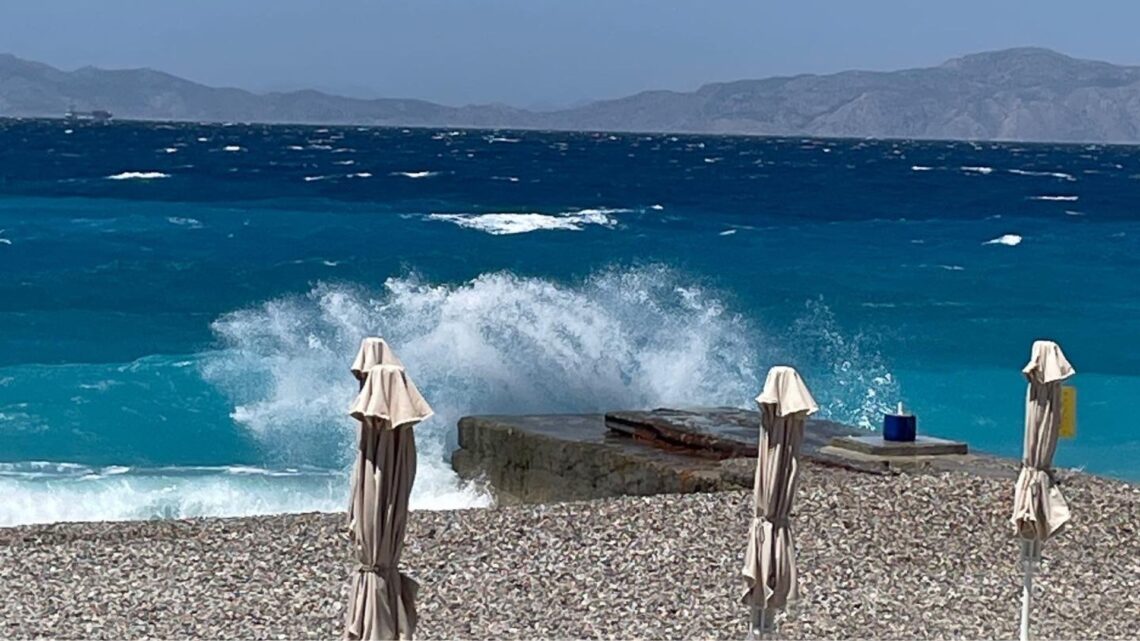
883,413,917,442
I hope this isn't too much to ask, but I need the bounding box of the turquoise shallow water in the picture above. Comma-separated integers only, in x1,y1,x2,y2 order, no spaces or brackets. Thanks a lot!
1,120,1137,525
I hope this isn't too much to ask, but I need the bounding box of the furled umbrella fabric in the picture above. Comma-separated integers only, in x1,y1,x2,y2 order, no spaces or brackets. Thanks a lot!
1011,340,1074,543
346,337,407,532
351,338,405,388
344,364,433,641
741,366,818,623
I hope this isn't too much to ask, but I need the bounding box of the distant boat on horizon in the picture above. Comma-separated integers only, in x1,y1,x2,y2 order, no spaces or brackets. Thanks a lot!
65,104,112,122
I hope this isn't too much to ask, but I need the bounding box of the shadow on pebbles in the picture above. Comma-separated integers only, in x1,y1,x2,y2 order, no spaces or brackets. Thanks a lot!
1,463,1138,640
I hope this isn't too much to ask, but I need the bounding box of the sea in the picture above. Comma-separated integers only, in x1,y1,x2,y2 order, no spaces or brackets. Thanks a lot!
1,120,1137,527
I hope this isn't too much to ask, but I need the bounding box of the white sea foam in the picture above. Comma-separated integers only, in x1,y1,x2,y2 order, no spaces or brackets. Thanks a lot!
938,265,966,271
303,175,332,182
106,171,170,181
719,229,737,236
650,204,665,211
491,176,520,182
333,160,356,165
349,172,372,178
961,166,993,175
223,145,243,152
287,145,305,151
1009,169,1075,181
1030,195,1079,201
428,208,629,235
162,147,179,154
984,234,1023,246
1065,210,1085,216
64,129,73,134
910,165,933,171
486,136,519,143
391,171,439,179
166,217,203,229
0,466,346,526
197,137,208,142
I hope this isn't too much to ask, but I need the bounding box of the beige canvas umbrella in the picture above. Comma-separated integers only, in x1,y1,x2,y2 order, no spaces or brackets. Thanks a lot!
344,363,433,641
346,337,407,531
351,338,405,388
741,366,818,637
1011,340,1074,641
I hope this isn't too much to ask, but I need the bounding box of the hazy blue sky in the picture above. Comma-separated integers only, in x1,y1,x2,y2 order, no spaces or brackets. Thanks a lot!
2,1,1138,108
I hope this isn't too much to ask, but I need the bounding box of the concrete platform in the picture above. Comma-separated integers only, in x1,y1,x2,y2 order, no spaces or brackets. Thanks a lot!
830,434,968,457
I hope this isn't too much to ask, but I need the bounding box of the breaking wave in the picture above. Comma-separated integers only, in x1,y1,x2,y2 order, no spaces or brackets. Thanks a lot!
3,267,902,525
106,171,170,181
200,267,898,506
984,234,1023,246
427,208,629,235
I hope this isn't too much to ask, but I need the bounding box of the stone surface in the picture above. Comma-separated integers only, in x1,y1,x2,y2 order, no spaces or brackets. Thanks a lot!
831,434,969,457
453,414,741,504
604,407,860,459
453,409,887,504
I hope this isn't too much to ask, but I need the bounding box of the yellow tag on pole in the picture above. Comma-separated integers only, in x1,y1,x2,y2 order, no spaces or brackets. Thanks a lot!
1059,385,1077,439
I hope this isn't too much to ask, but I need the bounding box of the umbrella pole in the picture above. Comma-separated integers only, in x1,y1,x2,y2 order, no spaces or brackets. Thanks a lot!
747,605,774,639
1019,540,1036,641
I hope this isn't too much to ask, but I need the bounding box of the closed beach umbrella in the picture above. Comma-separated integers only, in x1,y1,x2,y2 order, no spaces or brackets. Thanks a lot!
741,366,818,636
351,337,405,388
344,363,434,641
347,337,407,530
1011,340,1074,641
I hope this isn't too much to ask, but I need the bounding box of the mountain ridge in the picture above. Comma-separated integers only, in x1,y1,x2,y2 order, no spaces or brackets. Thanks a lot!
3,48,1140,142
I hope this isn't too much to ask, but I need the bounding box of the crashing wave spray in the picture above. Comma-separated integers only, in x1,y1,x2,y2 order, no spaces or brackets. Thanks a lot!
202,266,762,509
782,298,901,428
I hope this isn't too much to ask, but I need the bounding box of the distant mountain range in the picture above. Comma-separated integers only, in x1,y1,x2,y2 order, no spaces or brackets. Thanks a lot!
3,48,1140,142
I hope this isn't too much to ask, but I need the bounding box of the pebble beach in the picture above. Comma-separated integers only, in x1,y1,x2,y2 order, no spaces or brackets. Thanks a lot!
2,462,1138,640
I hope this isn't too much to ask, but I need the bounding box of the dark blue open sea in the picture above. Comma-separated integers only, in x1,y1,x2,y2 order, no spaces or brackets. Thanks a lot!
1,120,1137,526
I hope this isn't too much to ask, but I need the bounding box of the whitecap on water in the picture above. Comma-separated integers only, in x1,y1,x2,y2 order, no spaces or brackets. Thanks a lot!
983,234,1023,246
1030,195,1079,201
1009,168,1075,181
719,229,737,236
961,166,993,175
910,165,933,171
106,171,170,180
223,145,243,152
427,208,629,235
166,217,203,229
391,171,439,179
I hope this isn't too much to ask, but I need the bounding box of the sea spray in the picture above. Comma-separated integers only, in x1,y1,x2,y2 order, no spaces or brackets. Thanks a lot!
202,266,763,510
783,298,901,429
0,267,903,525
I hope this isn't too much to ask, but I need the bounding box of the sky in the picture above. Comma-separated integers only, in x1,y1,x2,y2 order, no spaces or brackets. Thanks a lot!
2,1,1139,109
